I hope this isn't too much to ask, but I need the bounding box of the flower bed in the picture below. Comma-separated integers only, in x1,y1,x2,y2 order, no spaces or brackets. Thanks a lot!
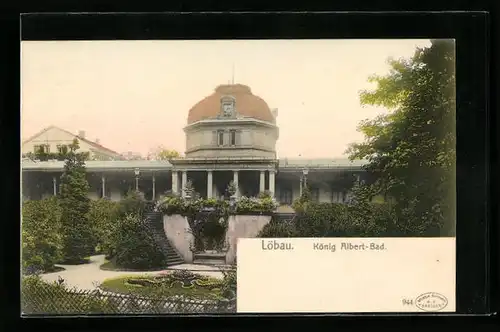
99,270,224,300
156,194,279,216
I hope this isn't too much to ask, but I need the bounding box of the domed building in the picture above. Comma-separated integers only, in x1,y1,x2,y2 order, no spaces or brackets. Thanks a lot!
22,83,372,265
22,83,368,209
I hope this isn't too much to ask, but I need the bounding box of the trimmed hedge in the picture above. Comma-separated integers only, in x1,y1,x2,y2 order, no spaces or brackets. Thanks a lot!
258,201,435,238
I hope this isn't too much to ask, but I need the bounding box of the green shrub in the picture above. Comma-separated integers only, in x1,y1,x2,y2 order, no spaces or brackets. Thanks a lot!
22,197,63,273
258,216,298,238
292,185,312,213
188,210,229,252
259,200,411,238
220,268,237,300
257,190,272,199
87,199,120,256
157,195,277,216
111,213,167,270
234,196,278,215
116,190,147,219
21,275,119,314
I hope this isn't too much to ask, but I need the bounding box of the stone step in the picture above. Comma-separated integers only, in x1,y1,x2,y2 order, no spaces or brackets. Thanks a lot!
193,258,227,265
193,252,227,265
168,261,185,266
167,257,184,262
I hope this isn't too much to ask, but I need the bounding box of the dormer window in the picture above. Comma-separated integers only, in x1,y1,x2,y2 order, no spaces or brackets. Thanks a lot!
220,96,236,118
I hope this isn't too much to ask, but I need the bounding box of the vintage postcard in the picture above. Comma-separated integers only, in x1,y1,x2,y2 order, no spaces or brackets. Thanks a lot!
21,39,456,315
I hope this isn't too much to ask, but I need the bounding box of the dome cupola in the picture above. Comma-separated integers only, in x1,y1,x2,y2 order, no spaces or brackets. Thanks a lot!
187,84,275,124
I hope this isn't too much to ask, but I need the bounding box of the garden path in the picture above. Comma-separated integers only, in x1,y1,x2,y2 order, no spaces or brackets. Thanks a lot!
40,255,225,291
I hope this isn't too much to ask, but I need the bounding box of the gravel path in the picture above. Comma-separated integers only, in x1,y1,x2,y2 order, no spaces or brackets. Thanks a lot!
40,255,225,291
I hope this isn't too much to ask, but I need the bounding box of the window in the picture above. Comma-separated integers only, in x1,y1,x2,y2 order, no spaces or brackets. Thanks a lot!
57,144,68,154
217,130,224,146
230,130,236,146
280,188,293,205
34,144,50,153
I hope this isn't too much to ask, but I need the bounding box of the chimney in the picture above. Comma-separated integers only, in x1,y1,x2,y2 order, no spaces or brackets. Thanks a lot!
95,138,100,144
78,130,86,138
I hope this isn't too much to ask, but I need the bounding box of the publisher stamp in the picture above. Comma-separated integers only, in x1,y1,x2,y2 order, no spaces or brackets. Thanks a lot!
415,292,448,312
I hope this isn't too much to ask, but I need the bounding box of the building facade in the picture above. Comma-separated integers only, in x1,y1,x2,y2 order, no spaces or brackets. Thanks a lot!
22,125,123,161
21,84,368,211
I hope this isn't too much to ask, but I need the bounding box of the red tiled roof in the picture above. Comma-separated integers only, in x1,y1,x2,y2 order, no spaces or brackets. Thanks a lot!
187,84,275,124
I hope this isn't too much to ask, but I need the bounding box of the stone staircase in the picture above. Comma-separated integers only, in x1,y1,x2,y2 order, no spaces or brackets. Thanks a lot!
143,211,185,266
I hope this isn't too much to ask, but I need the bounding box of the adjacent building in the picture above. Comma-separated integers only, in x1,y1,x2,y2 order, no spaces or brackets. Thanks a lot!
22,125,123,161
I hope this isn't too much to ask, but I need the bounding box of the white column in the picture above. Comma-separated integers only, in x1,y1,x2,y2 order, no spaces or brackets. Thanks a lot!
299,175,303,196
259,171,265,193
181,171,187,197
52,176,57,196
207,171,213,199
233,170,239,197
269,170,275,197
101,175,106,198
171,171,178,194
152,175,156,200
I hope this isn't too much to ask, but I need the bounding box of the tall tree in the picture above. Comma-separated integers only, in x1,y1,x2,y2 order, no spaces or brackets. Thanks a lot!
347,40,456,236
59,139,94,262
148,145,180,160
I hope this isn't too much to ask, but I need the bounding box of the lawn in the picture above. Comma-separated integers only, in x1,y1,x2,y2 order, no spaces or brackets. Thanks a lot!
99,271,224,300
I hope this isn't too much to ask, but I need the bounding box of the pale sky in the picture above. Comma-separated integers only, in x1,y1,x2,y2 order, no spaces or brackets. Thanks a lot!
21,39,431,158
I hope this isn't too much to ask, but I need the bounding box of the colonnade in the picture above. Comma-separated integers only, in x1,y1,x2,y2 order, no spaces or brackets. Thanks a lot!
171,169,276,198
